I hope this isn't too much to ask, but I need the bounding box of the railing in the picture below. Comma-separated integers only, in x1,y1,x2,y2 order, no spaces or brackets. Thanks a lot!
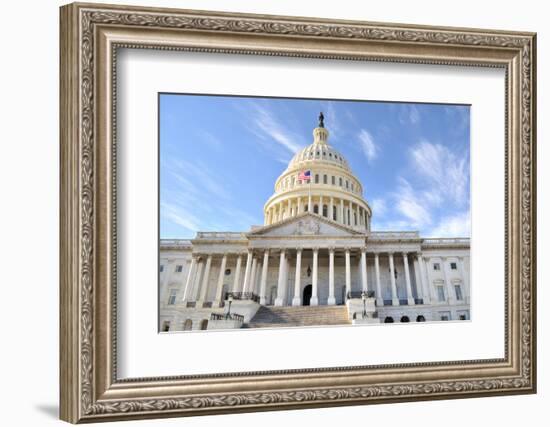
368,231,420,240
160,239,192,248
227,292,260,303
422,237,470,245
346,291,375,299
195,232,246,240
210,312,244,322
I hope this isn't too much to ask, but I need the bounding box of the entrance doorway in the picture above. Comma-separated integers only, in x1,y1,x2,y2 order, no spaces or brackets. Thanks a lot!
303,284,312,306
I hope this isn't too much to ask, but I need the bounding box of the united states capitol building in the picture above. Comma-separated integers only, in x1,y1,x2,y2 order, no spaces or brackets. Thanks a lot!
159,115,470,332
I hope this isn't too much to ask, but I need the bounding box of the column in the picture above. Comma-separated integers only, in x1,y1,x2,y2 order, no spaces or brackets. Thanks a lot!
232,255,242,292
442,257,456,304
241,250,253,293
416,254,430,304
355,205,360,227
459,256,470,302
249,256,258,293
181,256,196,302
292,249,302,306
340,199,344,224
259,250,270,305
213,254,227,307
374,253,383,306
275,250,287,306
345,249,351,300
311,248,319,306
308,193,313,212
423,256,438,303
403,252,415,305
389,253,399,306
197,254,212,306
191,258,204,301
360,247,368,292
298,197,302,214
287,198,292,219
319,196,324,216
328,248,336,305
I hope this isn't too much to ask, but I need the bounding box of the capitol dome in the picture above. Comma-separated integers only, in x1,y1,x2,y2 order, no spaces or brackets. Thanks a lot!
263,113,371,231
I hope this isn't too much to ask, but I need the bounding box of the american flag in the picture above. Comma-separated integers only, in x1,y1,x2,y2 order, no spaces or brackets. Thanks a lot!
298,170,311,181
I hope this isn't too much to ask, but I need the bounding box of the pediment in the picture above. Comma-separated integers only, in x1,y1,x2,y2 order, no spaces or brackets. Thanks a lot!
248,213,363,238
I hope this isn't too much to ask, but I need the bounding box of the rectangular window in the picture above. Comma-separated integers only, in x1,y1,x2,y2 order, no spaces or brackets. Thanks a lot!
351,183,354,191
440,315,449,321
323,174,327,184
168,289,177,305
455,285,463,301
159,265,164,272
331,176,335,185
437,286,445,302
315,174,319,183
339,177,343,186
450,262,457,270
175,265,183,272
433,263,441,271
162,321,170,332
345,180,349,189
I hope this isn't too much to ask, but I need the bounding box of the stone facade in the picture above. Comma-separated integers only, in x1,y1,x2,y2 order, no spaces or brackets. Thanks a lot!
159,118,470,331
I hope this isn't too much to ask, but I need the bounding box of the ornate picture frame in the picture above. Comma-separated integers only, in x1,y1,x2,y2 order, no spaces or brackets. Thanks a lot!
60,2,536,423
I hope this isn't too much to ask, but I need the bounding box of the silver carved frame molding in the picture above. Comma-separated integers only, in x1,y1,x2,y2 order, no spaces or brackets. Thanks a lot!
59,2,537,423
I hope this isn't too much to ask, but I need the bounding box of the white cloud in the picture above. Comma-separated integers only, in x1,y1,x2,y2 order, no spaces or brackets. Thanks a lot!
393,177,432,227
409,140,468,206
249,104,303,154
398,104,421,125
427,210,471,238
371,198,387,216
358,129,378,163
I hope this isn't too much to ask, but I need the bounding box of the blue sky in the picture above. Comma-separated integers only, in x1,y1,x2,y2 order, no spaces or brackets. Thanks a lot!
159,94,470,239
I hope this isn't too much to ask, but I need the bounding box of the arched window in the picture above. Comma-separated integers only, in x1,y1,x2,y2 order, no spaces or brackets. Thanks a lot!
333,206,337,221
313,204,319,214
200,319,208,330
304,205,309,212
347,210,350,225
384,317,394,323
339,177,343,186
400,316,410,323
331,176,335,185
322,204,328,217
354,212,357,226
315,174,319,183
183,319,193,330
323,174,327,184
416,315,426,322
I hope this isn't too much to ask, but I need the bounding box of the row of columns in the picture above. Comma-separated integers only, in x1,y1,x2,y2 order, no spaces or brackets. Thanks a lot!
265,196,369,229
180,249,469,308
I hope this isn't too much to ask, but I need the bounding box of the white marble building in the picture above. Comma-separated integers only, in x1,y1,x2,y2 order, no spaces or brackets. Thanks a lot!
160,115,470,332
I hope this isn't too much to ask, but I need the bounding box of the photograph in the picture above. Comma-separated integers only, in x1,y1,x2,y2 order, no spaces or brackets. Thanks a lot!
158,94,471,332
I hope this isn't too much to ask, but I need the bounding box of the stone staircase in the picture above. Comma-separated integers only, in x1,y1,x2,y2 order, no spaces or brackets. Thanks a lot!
245,305,351,328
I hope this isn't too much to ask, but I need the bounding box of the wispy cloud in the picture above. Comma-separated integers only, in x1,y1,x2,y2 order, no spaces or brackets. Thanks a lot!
247,103,303,154
427,210,471,238
393,177,432,227
398,104,421,125
409,140,468,206
358,129,378,163
373,139,469,236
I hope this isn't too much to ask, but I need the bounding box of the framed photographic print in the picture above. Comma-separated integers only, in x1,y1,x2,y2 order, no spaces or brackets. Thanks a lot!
60,2,537,423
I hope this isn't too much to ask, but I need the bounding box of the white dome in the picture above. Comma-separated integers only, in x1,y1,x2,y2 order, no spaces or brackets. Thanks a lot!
262,114,371,231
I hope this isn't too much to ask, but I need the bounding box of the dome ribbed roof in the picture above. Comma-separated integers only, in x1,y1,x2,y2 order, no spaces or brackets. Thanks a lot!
287,143,351,172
